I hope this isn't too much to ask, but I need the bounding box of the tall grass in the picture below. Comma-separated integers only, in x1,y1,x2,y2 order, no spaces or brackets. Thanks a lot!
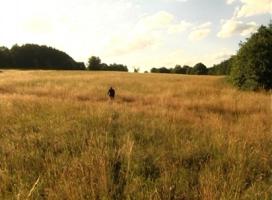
0,70,271,199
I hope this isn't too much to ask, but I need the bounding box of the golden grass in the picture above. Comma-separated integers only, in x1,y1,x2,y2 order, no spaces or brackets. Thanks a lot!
0,70,271,199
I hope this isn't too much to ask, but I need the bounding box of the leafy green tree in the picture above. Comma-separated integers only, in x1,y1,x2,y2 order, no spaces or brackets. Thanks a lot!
151,67,171,73
209,57,234,75
0,46,12,67
172,65,186,74
87,56,102,70
107,63,128,72
4,44,82,70
192,63,208,75
183,65,193,74
230,23,272,90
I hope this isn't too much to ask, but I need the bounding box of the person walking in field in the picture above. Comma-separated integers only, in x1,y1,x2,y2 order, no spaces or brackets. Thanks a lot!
108,87,115,100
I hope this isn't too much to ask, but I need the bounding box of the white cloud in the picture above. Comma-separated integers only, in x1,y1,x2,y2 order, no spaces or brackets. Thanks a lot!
217,18,258,38
168,20,193,34
163,0,189,2
188,22,212,41
227,0,272,17
105,11,193,56
227,0,237,4
135,11,175,33
237,0,272,17
105,34,160,56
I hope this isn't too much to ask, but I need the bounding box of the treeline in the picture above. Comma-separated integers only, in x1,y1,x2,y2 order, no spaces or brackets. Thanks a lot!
150,22,272,91
151,63,209,75
87,56,128,72
0,44,85,70
208,57,233,75
150,59,233,76
210,23,271,90
0,45,128,72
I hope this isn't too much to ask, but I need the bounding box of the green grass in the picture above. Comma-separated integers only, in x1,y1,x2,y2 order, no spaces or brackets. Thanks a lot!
0,70,271,199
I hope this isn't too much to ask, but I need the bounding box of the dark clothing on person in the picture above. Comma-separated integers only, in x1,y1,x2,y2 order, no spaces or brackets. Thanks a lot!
108,87,115,100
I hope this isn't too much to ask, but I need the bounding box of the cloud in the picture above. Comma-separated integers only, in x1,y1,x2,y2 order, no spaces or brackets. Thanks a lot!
226,0,237,4
163,0,189,2
106,11,194,56
106,34,159,56
135,11,174,33
168,20,193,34
237,0,272,17
227,0,272,17
217,18,258,38
188,22,212,41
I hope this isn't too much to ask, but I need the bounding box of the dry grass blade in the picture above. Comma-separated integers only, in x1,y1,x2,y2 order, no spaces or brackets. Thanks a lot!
27,176,40,199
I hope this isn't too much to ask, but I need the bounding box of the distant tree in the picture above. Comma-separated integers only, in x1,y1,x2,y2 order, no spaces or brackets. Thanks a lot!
183,65,193,74
87,56,102,70
100,63,108,71
172,65,186,74
87,57,128,72
151,67,171,73
230,23,272,90
134,67,140,73
108,63,128,72
3,44,82,70
0,46,12,67
151,68,159,73
209,57,234,75
76,62,86,70
192,63,208,75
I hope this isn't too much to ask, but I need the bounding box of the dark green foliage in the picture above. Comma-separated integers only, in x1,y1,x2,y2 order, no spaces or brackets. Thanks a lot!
209,57,234,75
230,23,272,90
172,65,186,74
87,56,128,72
183,65,193,74
151,67,171,73
0,46,12,67
87,56,102,70
192,63,208,75
151,65,194,74
107,63,128,72
0,44,84,70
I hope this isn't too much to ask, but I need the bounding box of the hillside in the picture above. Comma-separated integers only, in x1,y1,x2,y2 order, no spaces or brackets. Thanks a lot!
0,70,271,199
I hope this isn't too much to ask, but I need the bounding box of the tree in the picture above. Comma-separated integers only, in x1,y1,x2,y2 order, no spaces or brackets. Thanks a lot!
134,67,140,73
108,63,128,72
0,46,12,67
87,56,102,70
209,57,234,75
172,65,186,74
151,67,171,73
183,65,193,74
2,44,83,70
192,63,208,75
230,23,272,90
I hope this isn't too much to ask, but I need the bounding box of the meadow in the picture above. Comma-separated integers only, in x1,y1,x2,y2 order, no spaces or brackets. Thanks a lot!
0,70,271,200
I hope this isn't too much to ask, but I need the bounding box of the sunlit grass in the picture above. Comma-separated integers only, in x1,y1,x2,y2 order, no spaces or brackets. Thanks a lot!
0,70,271,199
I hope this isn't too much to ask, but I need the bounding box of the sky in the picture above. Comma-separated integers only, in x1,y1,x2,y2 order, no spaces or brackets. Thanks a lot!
0,0,271,71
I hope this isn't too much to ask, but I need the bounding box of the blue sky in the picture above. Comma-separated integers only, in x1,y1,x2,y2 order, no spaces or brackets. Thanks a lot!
0,0,271,71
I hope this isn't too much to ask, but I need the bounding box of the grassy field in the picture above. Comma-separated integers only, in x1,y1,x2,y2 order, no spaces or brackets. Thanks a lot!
0,70,271,200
